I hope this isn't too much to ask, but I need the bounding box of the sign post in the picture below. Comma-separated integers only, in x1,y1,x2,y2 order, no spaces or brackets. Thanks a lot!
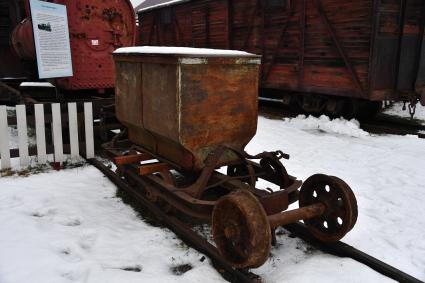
29,0,73,79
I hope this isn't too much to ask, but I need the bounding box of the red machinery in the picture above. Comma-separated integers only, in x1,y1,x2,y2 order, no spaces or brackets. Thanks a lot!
10,0,136,92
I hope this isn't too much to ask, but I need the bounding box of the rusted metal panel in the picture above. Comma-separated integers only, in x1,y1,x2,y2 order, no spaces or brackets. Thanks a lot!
179,59,259,169
114,50,261,172
142,62,179,141
114,61,143,127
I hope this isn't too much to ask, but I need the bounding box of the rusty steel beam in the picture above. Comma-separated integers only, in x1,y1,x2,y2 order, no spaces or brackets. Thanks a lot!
114,153,153,165
313,0,366,97
138,162,170,176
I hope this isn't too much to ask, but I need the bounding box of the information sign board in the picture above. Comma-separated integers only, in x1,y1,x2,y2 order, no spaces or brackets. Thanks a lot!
30,0,73,79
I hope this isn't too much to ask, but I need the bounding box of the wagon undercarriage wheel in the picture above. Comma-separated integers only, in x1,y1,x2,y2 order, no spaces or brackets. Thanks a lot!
259,156,290,188
212,190,271,268
299,174,358,242
227,164,256,187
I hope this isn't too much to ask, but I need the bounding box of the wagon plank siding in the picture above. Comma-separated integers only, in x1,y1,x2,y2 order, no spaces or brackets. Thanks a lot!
137,0,425,101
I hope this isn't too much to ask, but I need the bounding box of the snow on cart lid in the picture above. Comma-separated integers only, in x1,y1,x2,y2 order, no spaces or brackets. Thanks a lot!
20,82,55,88
113,46,260,58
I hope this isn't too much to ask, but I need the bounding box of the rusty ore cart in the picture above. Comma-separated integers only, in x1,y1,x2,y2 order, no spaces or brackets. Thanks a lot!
137,0,425,117
110,47,358,268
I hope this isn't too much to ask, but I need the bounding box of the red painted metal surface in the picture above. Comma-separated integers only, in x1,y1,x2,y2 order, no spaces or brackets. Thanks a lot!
10,0,136,91
137,0,425,103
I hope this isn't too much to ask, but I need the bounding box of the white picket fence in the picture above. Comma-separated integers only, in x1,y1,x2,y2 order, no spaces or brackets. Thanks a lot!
0,102,95,170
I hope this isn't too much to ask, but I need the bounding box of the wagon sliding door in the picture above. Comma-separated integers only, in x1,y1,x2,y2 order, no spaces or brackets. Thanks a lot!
371,0,425,100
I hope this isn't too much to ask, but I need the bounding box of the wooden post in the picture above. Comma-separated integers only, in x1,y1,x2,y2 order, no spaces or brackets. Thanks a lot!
51,103,63,163
84,102,94,159
68,103,79,160
0,106,11,169
16,105,29,167
34,104,47,164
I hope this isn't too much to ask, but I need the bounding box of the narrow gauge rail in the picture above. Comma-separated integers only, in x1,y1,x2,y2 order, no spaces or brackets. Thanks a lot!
258,98,425,139
88,146,423,283
361,114,425,138
89,155,261,283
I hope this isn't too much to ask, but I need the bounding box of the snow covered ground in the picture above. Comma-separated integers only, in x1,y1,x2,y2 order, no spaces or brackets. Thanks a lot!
1,110,424,282
248,115,425,282
0,167,224,283
383,102,425,123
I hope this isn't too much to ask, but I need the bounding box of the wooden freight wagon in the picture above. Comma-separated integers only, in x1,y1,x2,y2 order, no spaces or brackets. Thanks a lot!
137,0,425,117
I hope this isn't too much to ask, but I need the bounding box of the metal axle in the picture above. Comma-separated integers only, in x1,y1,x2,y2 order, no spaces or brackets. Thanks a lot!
268,202,326,229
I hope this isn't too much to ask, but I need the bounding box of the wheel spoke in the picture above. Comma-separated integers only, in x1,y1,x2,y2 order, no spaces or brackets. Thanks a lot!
326,215,339,232
299,174,358,243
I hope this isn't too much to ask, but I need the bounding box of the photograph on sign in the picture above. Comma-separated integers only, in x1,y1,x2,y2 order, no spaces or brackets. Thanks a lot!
30,0,73,79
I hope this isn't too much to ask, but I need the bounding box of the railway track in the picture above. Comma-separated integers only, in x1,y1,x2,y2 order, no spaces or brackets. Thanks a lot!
88,157,261,283
4,97,422,281
258,99,425,139
361,114,425,139
88,155,423,283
